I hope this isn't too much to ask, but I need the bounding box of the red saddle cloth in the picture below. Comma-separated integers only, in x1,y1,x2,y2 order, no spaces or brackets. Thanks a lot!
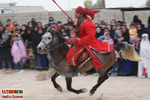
77,51,90,64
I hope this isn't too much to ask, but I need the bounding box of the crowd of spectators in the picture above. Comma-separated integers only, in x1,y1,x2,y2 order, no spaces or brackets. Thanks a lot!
0,15,150,78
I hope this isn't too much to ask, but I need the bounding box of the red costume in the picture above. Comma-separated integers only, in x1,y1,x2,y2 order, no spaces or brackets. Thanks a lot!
66,6,113,68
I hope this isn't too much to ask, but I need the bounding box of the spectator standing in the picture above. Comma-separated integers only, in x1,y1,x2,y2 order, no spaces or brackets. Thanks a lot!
47,53,54,69
114,24,123,44
95,27,102,38
20,25,27,40
129,23,140,48
56,21,62,30
11,34,27,72
121,25,130,43
32,28,48,70
102,33,114,45
67,18,74,26
60,27,69,39
113,24,124,75
12,21,17,26
44,24,49,32
136,24,144,38
69,29,75,38
138,34,150,78
5,25,11,35
133,15,142,25
48,17,55,25
7,19,14,31
0,25,5,39
110,19,116,26
27,22,33,31
25,29,32,48
0,33,12,71
37,22,43,29
63,24,70,36
31,18,37,27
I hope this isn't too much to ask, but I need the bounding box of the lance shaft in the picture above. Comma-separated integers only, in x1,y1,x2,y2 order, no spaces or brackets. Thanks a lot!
52,0,75,23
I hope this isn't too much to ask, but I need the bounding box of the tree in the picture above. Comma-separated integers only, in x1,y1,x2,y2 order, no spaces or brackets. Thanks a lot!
93,0,103,9
146,0,150,7
84,0,93,8
84,0,104,9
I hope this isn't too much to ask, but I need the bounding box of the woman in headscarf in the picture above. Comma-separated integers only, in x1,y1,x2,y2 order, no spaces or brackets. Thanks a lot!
95,27,102,38
32,28,48,70
138,34,150,78
133,15,142,24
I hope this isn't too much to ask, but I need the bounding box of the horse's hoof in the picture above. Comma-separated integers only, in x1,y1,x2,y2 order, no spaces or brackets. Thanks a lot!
90,91,95,96
81,88,87,93
57,87,63,92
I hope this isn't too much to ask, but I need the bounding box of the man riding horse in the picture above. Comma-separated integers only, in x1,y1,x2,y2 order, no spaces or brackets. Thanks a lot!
67,6,113,76
37,5,141,94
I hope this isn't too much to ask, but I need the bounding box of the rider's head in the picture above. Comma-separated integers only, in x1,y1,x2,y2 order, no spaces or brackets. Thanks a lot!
75,6,100,20
75,13,85,19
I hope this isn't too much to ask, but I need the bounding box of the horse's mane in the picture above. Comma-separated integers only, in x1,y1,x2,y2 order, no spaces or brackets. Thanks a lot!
48,29,69,54
49,29,66,44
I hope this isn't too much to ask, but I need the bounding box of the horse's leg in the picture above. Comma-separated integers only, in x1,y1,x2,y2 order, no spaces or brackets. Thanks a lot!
65,77,87,94
90,67,112,95
51,72,62,92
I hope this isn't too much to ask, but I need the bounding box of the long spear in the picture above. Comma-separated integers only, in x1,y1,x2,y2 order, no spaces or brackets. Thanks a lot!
52,0,75,23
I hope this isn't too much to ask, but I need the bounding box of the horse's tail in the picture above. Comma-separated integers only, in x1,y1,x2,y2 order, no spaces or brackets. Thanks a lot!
114,42,142,62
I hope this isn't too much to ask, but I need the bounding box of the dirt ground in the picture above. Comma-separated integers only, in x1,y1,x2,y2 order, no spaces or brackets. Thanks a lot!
0,70,150,100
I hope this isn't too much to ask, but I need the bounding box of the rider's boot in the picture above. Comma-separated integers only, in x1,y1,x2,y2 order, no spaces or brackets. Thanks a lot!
71,65,78,77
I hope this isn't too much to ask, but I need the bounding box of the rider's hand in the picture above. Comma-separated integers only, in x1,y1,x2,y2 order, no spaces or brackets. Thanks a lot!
75,38,79,41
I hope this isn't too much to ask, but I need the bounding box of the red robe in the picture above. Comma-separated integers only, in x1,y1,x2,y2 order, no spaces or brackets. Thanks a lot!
66,16,113,68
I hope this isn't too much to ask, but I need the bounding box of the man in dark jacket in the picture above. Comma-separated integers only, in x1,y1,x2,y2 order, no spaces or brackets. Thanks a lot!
0,33,12,70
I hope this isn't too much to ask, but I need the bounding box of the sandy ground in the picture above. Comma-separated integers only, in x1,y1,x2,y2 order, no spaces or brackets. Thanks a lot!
0,70,150,100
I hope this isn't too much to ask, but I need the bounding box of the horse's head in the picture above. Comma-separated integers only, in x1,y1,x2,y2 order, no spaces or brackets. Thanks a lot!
37,28,67,54
37,30,52,54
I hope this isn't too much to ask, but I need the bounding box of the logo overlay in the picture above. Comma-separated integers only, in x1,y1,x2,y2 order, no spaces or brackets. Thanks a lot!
1,89,24,99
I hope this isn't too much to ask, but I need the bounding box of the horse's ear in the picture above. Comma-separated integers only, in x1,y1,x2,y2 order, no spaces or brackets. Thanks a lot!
46,27,51,32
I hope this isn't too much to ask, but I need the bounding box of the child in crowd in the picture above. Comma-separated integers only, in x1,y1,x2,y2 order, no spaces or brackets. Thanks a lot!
69,29,75,38
129,23,140,48
114,24,124,44
61,28,69,39
102,32,118,76
4,25,11,35
48,17,55,25
7,19,14,31
138,34,150,78
0,33,12,71
56,21,62,30
98,28,109,41
11,34,27,72
103,33,114,45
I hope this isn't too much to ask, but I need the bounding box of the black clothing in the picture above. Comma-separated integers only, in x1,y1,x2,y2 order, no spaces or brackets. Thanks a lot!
122,31,130,43
137,29,143,38
95,32,103,38
32,33,43,53
0,38,12,61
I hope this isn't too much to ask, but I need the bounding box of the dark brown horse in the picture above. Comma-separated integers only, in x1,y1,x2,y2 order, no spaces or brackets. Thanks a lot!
37,29,141,95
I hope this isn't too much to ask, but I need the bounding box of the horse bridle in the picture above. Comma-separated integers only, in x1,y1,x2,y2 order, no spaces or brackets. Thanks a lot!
41,35,67,52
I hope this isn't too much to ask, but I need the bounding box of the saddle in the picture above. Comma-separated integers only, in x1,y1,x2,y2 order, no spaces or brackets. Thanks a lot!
67,44,91,68
76,51,91,68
